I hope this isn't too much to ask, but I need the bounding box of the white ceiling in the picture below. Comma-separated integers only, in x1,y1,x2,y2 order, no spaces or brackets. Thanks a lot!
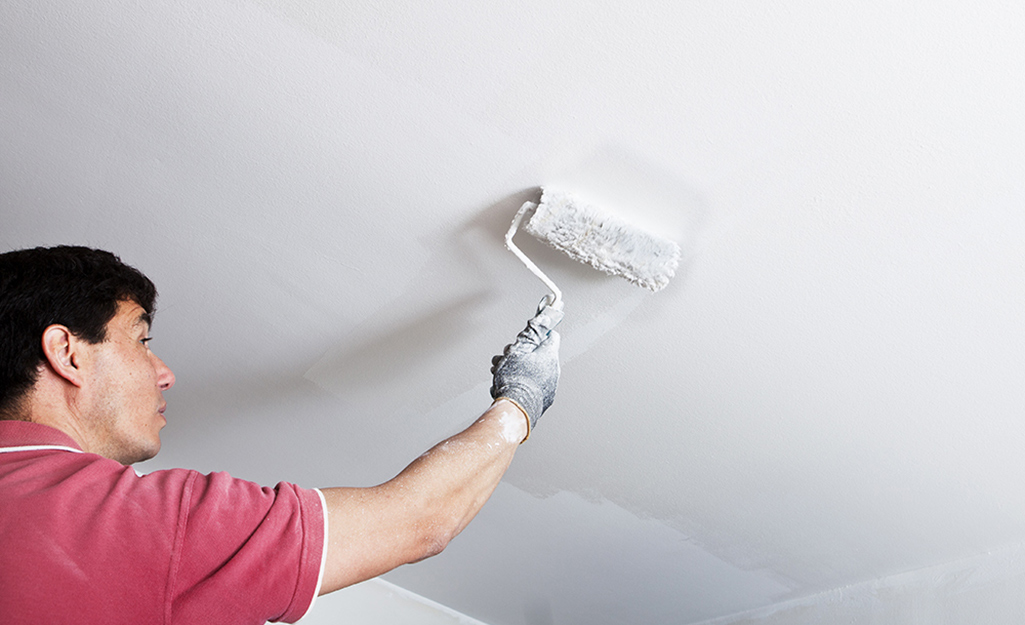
3,1,1025,623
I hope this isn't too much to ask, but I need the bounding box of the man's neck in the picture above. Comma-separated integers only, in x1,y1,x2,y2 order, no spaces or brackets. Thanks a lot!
17,380,91,454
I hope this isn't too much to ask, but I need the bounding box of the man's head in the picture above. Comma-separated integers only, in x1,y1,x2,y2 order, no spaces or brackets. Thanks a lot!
0,246,174,463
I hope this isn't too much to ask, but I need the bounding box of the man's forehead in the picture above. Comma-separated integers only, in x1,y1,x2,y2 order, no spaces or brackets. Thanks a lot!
118,300,152,328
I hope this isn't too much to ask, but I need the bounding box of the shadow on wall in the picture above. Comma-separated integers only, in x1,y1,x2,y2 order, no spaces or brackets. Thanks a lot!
303,291,492,402
148,189,569,472
158,178,705,430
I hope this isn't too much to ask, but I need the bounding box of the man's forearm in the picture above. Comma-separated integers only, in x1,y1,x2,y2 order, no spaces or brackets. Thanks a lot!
318,399,528,594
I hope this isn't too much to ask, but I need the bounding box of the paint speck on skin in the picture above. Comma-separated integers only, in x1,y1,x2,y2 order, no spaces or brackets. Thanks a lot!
499,409,527,444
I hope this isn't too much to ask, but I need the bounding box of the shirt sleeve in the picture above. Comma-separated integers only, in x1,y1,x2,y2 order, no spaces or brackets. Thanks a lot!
166,471,326,624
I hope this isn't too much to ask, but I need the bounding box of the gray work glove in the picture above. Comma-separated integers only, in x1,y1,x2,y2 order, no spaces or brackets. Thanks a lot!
490,303,563,439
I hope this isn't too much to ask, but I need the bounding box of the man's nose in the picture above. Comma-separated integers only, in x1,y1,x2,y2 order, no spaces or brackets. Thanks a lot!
153,354,176,391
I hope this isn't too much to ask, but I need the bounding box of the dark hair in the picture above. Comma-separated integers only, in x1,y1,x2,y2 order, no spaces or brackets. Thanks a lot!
0,246,157,418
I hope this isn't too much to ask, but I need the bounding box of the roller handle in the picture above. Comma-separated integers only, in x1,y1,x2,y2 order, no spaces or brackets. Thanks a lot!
505,201,564,311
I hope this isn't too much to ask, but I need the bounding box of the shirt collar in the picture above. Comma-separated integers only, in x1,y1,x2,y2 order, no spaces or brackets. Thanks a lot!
0,420,84,451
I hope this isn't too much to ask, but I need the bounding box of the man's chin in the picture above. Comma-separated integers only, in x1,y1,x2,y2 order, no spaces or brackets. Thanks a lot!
124,438,160,466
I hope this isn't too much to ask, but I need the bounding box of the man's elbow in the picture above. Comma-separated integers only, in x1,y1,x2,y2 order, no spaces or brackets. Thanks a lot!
410,516,459,563
411,536,448,563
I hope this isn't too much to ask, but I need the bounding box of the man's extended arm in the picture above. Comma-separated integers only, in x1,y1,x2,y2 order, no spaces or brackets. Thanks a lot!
317,305,562,594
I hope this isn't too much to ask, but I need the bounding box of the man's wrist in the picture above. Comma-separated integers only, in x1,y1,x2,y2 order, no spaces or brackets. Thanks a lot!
491,397,531,443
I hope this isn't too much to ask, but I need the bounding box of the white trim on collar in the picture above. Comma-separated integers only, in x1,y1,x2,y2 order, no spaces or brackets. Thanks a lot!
0,445,84,454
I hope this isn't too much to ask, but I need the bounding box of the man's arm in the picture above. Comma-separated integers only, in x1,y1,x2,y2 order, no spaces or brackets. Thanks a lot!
317,304,563,594
319,398,526,593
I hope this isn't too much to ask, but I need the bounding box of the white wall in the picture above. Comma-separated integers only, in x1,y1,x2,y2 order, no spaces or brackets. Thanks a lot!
5,1,1025,623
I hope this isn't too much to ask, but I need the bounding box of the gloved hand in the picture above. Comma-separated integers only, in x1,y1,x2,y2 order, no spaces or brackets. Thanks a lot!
490,303,564,440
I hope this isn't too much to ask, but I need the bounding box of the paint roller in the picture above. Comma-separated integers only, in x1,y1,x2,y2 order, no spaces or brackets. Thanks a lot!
506,187,681,309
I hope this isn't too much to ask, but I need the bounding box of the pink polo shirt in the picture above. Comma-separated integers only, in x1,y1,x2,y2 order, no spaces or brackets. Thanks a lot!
0,421,327,625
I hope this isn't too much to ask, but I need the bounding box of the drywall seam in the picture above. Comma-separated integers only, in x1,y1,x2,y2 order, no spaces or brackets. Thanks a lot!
691,541,1025,625
367,578,493,625
300,577,493,625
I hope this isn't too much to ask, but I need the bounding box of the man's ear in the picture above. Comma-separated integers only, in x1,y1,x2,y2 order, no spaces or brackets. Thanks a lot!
41,325,87,387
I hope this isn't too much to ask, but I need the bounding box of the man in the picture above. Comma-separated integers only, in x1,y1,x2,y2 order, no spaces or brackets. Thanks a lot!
0,245,561,624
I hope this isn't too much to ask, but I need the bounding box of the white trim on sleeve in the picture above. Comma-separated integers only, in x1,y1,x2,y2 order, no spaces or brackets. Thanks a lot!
297,488,330,621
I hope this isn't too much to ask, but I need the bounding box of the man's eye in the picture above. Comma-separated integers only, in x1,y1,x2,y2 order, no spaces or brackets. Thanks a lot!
140,337,153,346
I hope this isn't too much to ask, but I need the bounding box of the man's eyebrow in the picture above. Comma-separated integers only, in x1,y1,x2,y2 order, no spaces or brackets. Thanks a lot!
136,312,153,330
